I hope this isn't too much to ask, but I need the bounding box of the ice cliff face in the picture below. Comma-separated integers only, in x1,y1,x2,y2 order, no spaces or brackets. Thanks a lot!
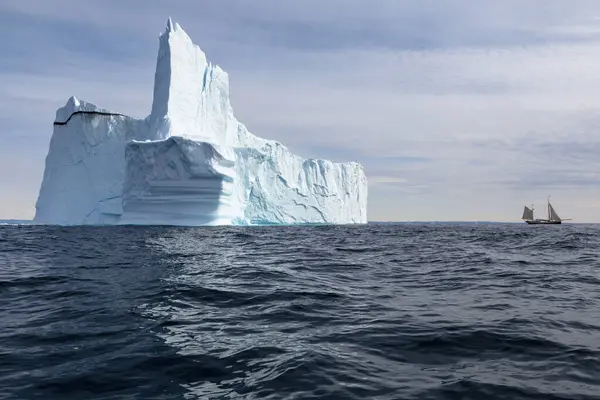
34,18,368,226
121,137,239,226
35,97,148,225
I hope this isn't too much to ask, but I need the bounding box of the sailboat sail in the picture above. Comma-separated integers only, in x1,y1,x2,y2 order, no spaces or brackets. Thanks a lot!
522,206,534,220
522,197,567,224
549,203,561,221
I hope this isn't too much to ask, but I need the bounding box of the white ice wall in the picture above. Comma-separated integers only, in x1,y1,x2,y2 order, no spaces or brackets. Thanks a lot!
35,97,149,224
120,137,240,226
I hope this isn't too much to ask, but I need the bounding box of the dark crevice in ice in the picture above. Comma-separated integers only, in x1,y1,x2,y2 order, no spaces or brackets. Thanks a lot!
54,111,126,126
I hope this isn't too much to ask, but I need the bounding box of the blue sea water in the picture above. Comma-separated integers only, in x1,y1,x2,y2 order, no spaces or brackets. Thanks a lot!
1,223,600,399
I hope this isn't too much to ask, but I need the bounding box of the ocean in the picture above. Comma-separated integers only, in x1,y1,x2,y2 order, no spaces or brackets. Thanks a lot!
1,223,599,399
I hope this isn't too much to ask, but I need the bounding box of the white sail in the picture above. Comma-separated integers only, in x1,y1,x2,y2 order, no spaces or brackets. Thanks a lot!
549,203,561,221
522,206,533,220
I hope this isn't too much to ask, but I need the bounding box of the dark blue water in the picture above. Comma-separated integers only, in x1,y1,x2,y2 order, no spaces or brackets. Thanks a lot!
1,223,600,399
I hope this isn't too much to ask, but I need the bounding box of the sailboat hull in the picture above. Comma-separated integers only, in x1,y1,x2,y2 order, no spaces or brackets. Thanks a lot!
524,219,561,225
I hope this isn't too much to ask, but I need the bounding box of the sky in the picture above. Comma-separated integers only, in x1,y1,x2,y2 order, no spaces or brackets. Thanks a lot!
2,0,600,222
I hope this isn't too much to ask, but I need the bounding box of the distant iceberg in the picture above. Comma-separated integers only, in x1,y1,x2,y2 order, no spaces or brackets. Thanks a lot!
34,19,368,226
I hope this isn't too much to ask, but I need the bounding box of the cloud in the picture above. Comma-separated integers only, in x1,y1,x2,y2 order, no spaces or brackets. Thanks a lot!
2,1,600,221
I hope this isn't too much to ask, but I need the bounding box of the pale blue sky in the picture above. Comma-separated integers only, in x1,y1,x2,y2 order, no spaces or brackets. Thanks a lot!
2,0,600,221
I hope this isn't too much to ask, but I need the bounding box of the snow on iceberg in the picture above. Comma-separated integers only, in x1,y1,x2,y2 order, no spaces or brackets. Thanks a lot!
34,18,368,226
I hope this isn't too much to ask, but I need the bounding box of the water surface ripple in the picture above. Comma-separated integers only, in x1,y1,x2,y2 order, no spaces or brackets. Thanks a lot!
1,223,600,399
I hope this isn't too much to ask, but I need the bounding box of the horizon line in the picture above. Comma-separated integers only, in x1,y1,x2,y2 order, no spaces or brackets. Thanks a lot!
1,219,596,226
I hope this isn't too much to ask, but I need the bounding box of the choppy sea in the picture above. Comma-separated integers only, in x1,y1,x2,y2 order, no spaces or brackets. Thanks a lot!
1,223,599,399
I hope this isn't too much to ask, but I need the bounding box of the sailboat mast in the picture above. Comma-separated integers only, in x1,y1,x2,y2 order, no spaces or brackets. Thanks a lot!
547,196,551,221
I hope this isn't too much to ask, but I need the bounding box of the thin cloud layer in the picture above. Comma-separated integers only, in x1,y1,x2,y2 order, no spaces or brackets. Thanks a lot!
1,1,600,221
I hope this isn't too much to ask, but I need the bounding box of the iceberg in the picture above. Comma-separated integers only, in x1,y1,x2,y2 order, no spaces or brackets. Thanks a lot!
34,19,368,226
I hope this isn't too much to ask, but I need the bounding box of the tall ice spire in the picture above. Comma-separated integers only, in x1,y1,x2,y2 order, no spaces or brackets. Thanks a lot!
149,18,232,146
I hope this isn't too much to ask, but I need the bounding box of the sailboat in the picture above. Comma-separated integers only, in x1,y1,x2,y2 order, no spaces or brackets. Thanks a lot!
522,197,569,224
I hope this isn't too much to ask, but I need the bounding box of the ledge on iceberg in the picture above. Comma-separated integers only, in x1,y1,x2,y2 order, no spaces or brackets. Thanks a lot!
54,96,125,126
